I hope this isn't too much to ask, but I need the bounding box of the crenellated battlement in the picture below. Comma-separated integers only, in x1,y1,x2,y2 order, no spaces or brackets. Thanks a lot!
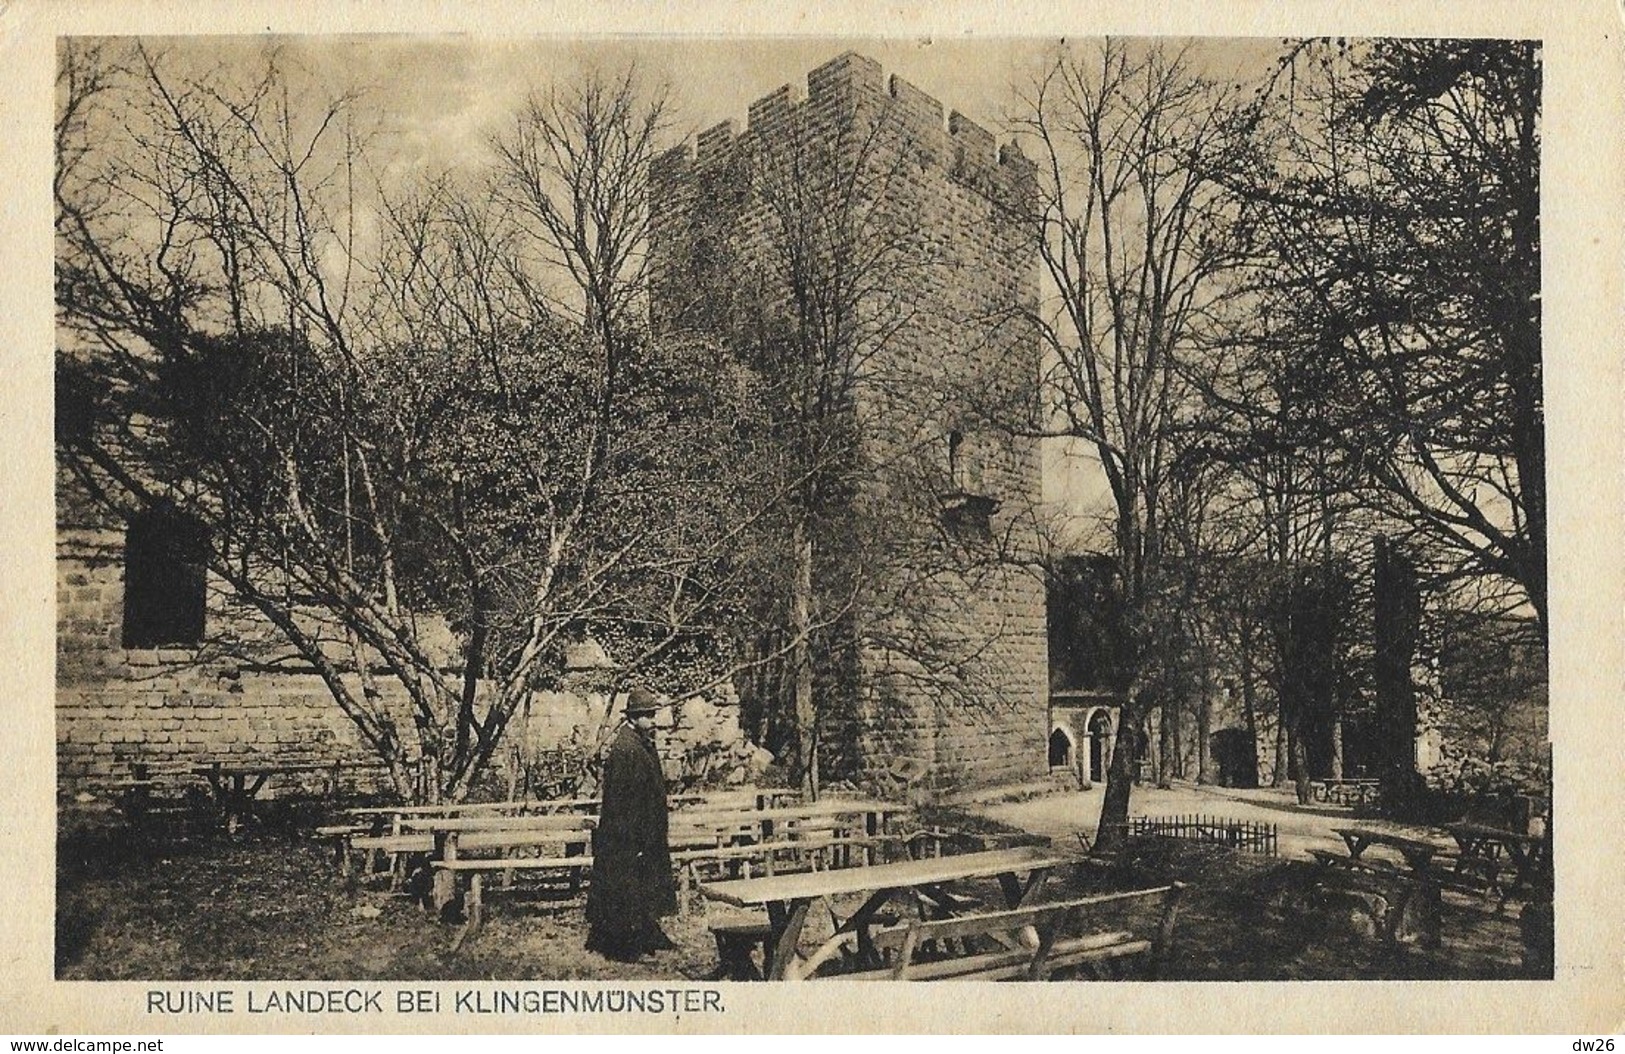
653,51,1035,200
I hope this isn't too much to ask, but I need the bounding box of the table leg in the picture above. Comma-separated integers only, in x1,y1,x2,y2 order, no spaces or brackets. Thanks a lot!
1454,836,1505,900
1500,842,1529,895
998,868,1052,949
1381,880,1415,943
200,767,224,809
995,866,1053,909
765,898,812,981
200,767,234,832
450,873,484,953
231,775,247,831
797,889,897,978
223,774,268,834
1418,879,1443,948
432,832,460,914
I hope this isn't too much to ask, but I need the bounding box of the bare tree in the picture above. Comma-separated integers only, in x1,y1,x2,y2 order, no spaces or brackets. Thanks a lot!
1233,40,1545,641
1011,40,1256,846
56,43,758,803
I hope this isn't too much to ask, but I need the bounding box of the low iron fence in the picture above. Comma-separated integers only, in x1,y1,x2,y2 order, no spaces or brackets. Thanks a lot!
1124,814,1278,857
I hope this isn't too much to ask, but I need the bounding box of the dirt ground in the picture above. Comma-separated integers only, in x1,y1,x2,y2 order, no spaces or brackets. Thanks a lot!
973,780,1459,859
55,786,1545,982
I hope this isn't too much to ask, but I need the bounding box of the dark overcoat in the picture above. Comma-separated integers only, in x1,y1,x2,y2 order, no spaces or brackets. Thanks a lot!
585,721,677,957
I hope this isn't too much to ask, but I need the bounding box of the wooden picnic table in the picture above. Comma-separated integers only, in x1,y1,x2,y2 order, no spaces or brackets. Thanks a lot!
676,798,906,823
347,798,595,817
402,813,599,833
1311,778,1381,807
429,813,593,859
346,791,714,827
1332,827,1442,871
674,799,909,867
428,813,598,941
1314,828,1448,945
1443,821,1550,897
347,798,602,836
676,799,907,838
193,759,373,832
688,788,802,810
698,844,1079,981
331,791,785,886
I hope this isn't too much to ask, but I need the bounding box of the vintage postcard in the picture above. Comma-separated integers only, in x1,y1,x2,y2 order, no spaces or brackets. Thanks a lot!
2,0,1621,1036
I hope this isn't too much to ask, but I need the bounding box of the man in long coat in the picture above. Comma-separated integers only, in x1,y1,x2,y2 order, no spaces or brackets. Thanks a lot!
585,686,679,961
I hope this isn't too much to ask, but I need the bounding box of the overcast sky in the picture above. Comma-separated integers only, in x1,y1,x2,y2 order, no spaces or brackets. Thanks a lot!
110,35,1291,535
145,35,1283,177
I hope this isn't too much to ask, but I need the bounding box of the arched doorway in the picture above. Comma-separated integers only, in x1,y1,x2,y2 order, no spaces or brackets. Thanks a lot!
1048,727,1073,769
1086,709,1113,783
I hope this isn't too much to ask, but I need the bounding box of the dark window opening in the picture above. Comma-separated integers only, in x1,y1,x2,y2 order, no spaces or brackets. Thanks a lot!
1048,727,1072,768
122,508,208,648
1087,710,1113,783
940,428,999,536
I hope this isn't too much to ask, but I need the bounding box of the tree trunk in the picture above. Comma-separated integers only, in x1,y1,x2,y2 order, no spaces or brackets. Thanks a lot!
791,525,818,800
1373,536,1422,810
1157,697,1175,789
1197,687,1213,785
1172,705,1185,780
1094,716,1139,851
1272,716,1289,787
1330,718,1344,782
1241,647,1260,787
1290,726,1312,805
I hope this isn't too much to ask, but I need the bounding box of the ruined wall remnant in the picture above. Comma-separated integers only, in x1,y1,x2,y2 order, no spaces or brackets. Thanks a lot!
56,481,758,796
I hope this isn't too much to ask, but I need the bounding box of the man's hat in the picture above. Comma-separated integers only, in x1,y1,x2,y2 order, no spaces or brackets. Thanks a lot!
624,686,662,715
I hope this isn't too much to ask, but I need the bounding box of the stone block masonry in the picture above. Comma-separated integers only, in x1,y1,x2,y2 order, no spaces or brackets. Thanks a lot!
57,494,759,794
55,514,395,789
649,52,1049,795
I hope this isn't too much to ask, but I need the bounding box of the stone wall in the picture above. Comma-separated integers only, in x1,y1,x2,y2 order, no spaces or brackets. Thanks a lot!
649,52,1049,795
56,513,384,790
57,496,760,795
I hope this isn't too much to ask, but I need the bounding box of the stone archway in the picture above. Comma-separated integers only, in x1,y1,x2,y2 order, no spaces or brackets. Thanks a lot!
1048,726,1074,769
1085,708,1114,783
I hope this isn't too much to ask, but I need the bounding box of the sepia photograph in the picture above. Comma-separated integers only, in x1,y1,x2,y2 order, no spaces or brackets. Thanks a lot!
47,30,1559,990
7,0,1617,1032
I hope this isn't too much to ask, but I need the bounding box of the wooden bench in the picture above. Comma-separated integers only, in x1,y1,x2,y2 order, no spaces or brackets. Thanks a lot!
331,811,597,883
436,851,596,950
429,817,597,947
345,797,604,825
315,822,374,869
335,831,435,883
707,919,776,980
1305,849,1437,943
674,834,904,912
838,884,1186,981
1442,821,1550,902
109,780,193,826
98,764,201,828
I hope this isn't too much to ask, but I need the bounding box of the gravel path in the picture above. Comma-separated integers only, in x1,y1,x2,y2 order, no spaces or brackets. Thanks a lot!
969,780,1454,861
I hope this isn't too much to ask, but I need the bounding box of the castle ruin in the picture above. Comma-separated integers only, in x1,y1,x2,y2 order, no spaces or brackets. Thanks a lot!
55,52,1052,800
647,52,1050,795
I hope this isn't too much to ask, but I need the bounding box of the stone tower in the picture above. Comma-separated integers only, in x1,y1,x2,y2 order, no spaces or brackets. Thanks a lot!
648,52,1049,794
